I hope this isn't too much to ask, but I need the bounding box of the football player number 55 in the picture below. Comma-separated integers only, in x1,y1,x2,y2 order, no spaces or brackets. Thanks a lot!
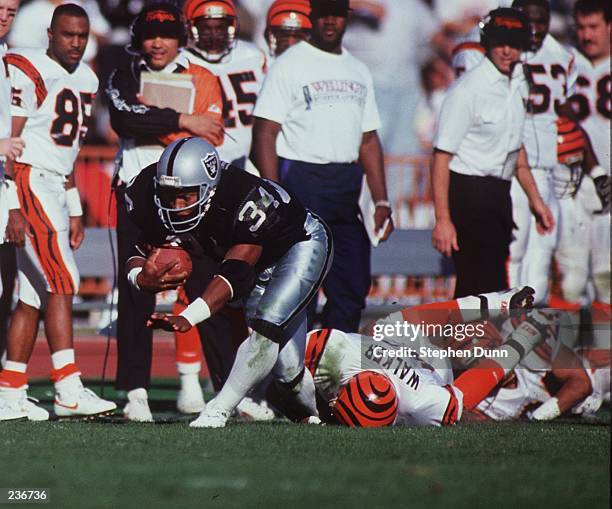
50,89,93,147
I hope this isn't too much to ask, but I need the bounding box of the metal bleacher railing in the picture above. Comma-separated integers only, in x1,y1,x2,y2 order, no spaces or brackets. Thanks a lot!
73,146,456,318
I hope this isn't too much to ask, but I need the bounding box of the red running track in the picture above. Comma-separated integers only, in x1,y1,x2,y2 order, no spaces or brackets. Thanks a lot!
28,334,210,381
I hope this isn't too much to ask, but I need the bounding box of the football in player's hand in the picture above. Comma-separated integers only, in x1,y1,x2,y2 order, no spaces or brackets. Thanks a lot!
151,245,192,279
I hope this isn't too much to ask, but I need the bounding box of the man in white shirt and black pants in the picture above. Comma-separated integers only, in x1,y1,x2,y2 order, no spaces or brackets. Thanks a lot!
251,0,392,332
431,7,554,298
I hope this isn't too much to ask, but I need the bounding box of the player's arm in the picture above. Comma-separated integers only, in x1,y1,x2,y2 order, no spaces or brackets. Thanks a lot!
515,145,555,234
359,131,393,241
105,68,182,138
250,117,282,181
430,81,476,257
431,149,457,257
148,243,262,332
158,68,225,146
3,115,28,247
529,345,592,420
65,172,84,250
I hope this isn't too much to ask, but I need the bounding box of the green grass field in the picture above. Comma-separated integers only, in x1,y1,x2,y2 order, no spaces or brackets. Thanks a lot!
1,400,609,509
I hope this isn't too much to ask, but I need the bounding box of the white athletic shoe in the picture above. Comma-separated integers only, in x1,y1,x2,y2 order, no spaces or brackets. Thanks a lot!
304,416,322,425
25,397,49,421
235,397,275,421
0,388,28,421
189,402,229,428
177,382,206,415
123,388,154,422
54,385,116,418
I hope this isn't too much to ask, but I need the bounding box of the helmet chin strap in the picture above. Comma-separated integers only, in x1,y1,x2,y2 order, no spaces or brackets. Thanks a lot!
267,32,278,57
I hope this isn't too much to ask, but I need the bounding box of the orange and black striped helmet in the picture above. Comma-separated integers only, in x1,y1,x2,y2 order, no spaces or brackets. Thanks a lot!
265,0,311,57
333,371,398,427
183,0,238,61
266,0,311,30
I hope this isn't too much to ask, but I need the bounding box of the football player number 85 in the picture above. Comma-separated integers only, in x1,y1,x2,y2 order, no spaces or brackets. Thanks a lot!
50,89,93,147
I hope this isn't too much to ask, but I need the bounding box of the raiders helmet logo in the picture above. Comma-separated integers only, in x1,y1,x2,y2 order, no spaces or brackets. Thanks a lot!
201,152,218,179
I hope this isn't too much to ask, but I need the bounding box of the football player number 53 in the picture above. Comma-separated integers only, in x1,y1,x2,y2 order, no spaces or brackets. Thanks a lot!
50,89,93,147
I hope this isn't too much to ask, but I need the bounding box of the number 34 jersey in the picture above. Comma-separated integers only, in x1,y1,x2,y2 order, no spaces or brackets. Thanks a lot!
127,163,308,269
184,41,266,164
5,48,97,176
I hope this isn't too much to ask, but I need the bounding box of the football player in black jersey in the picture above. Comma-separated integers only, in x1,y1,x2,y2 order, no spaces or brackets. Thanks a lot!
124,137,332,427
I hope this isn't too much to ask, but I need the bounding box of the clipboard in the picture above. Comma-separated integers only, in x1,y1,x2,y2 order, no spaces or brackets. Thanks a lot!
140,72,195,114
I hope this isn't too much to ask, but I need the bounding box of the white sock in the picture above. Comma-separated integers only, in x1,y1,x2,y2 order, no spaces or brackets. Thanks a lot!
180,374,202,393
177,362,202,391
177,361,201,375
211,332,279,413
54,373,83,394
127,388,148,400
4,360,27,373
51,349,82,394
456,295,483,322
51,349,75,369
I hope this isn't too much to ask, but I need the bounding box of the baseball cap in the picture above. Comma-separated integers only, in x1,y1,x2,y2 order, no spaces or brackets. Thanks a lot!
310,0,351,18
140,4,185,41
480,8,530,50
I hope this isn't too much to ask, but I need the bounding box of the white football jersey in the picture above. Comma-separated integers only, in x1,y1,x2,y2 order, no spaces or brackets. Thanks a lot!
451,25,484,77
6,48,97,176
184,41,267,165
306,329,462,427
521,35,578,169
569,48,611,173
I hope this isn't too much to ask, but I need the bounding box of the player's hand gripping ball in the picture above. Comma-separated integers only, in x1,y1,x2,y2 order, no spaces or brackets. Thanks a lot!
151,244,192,279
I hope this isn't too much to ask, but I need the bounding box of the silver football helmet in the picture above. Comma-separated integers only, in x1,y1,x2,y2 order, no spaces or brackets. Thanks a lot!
154,137,222,233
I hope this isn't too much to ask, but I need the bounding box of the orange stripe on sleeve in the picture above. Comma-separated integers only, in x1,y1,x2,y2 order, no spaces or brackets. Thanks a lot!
305,329,331,376
4,54,48,107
